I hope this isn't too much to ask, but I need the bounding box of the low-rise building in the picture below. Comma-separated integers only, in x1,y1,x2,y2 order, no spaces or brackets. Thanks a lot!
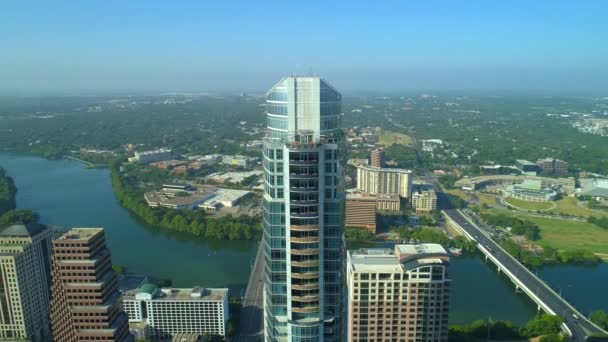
536,158,568,176
221,155,258,168
504,179,557,202
411,185,437,214
514,159,540,174
205,170,263,184
129,148,173,164
347,244,451,342
149,159,186,170
579,178,608,199
123,285,228,340
145,187,215,210
376,193,401,214
145,185,253,211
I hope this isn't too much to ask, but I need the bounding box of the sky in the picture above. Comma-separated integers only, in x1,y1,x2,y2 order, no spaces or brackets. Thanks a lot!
1,1,608,95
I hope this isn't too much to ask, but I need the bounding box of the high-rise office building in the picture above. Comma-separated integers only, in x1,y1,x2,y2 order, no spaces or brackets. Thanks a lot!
263,76,345,341
356,164,412,198
50,228,132,342
370,149,385,168
347,244,451,342
0,223,53,341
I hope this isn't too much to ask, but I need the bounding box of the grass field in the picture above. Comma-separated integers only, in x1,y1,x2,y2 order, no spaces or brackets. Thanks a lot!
505,197,554,211
511,214,608,254
378,131,412,146
549,197,603,218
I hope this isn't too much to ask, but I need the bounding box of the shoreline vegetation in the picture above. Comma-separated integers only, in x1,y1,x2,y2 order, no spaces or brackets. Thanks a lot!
0,167,17,216
110,161,262,240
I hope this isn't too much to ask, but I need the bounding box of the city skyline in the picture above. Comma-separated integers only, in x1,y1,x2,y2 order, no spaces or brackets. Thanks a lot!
2,1,608,94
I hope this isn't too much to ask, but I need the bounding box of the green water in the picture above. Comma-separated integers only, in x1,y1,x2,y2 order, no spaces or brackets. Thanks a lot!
1,153,606,325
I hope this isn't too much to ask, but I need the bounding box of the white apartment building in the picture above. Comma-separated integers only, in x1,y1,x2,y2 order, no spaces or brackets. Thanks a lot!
123,285,229,339
357,164,412,198
347,244,451,342
0,223,53,341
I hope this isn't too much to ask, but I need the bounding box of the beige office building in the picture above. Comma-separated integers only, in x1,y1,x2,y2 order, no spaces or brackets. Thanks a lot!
376,193,401,213
411,188,438,214
0,223,54,341
347,244,451,342
357,165,412,198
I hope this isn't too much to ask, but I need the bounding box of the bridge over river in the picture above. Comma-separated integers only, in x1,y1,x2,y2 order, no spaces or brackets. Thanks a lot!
443,209,607,341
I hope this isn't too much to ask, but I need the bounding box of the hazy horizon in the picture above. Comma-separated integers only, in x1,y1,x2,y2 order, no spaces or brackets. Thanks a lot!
2,1,608,95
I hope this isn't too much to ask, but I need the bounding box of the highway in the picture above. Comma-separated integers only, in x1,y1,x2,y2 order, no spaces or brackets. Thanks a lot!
444,208,607,341
230,240,265,342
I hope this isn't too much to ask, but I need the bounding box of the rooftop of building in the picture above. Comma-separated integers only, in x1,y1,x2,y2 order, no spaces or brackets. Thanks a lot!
348,244,449,273
56,227,104,241
123,286,227,301
357,164,412,173
580,178,608,197
516,159,537,165
0,222,48,238
376,193,400,201
144,188,215,207
519,179,542,191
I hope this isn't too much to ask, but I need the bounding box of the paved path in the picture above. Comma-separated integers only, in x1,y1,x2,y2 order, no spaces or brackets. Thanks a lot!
230,240,265,342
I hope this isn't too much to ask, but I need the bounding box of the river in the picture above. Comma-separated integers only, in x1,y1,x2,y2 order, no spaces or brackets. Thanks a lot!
1,153,606,325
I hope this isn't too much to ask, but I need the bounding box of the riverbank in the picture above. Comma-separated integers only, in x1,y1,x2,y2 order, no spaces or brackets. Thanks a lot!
110,162,262,241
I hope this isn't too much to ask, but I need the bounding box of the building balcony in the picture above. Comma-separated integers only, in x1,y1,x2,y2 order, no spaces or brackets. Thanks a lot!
289,225,319,231
289,212,318,219
290,236,319,243
291,295,320,303
292,306,320,314
290,248,320,256
291,283,319,291
289,160,319,165
291,272,319,280
288,173,319,179
290,260,319,267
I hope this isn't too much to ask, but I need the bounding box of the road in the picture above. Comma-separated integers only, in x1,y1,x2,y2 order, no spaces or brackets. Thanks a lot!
444,209,607,341
230,240,265,342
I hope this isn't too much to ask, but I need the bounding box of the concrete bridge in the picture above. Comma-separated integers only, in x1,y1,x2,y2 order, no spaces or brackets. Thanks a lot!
443,209,608,341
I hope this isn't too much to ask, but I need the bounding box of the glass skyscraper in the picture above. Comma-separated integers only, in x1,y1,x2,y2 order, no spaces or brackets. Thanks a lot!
263,76,345,341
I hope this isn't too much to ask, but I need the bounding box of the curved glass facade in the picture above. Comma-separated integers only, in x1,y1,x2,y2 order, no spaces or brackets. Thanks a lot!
263,77,345,342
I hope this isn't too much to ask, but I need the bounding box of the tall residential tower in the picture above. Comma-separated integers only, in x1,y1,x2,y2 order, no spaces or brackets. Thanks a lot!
263,76,345,341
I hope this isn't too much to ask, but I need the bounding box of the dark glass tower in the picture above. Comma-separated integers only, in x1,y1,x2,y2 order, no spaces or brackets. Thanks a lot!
263,76,345,341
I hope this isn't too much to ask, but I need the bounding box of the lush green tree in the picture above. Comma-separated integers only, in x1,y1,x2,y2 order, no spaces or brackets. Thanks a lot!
523,314,563,337
0,168,17,216
539,333,564,342
591,310,608,330
0,209,40,228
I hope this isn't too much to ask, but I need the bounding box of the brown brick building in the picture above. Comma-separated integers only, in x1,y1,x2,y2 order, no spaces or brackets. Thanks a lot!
347,244,451,342
50,228,132,342
346,195,377,232
370,148,385,168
